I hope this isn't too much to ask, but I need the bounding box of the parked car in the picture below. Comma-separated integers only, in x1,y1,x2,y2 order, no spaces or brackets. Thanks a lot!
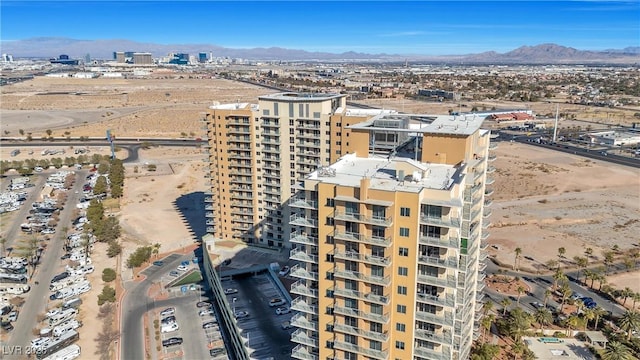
160,307,175,317
1,321,13,332
60,253,71,260
169,270,180,277
161,316,176,324
269,298,286,307
160,322,179,333
209,348,226,356
161,337,183,347
223,288,238,295
202,321,217,329
278,266,290,276
530,302,544,309
234,310,249,319
152,261,164,266
176,264,188,271
199,308,215,317
196,301,212,308
7,311,18,322
275,307,291,315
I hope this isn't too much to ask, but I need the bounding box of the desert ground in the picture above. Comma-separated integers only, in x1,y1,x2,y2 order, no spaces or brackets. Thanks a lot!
2,74,639,357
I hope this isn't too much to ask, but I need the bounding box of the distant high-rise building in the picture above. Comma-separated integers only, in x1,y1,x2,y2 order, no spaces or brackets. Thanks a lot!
2,54,13,62
114,51,125,63
84,54,91,64
133,53,153,65
168,53,189,65
198,52,208,63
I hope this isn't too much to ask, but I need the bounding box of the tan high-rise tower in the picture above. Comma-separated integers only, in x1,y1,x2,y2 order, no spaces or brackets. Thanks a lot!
288,113,494,360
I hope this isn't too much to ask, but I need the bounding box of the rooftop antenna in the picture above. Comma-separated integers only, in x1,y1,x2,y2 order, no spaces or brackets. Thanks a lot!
552,104,559,143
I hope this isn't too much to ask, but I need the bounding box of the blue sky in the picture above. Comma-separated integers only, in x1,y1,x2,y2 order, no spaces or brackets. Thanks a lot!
1,1,638,55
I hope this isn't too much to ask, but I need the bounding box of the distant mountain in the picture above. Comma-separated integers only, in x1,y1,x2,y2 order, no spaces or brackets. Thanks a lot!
463,43,640,64
1,37,638,64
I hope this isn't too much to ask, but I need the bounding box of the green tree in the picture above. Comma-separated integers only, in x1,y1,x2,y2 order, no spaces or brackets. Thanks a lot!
557,247,566,260
102,268,117,282
574,256,588,283
126,246,153,268
534,308,553,332
592,306,607,330
552,269,566,291
558,282,572,312
620,287,634,306
584,247,593,263
506,307,532,342
86,199,105,224
603,251,615,274
516,286,525,306
152,243,161,259
97,285,116,305
111,183,123,198
543,289,552,307
501,297,511,316
618,310,640,340
96,217,120,243
93,175,108,195
601,341,634,360
19,129,24,136
470,343,500,360
97,161,110,175
106,240,122,258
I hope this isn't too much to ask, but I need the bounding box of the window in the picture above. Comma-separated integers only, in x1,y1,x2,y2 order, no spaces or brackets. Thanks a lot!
370,303,383,315
313,111,321,118
370,322,382,333
344,352,356,360
370,340,382,351
371,265,384,278
326,198,335,207
398,247,409,256
345,334,357,345
345,202,358,215
396,323,406,332
345,316,357,327
397,286,407,295
395,341,405,350
273,103,279,116
326,289,334,297
398,267,408,276
289,103,294,117
263,109,270,116
397,304,406,314
400,207,410,217
399,227,409,237
345,298,358,309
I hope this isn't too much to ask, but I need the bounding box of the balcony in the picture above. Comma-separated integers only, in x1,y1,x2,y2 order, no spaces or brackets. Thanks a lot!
489,142,498,150
332,340,388,360
334,304,389,324
290,280,318,298
296,132,322,140
417,274,457,288
333,210,392,227
484,198,493,207
289,196,318,209
484,188,494,197
418,255,459,269
414,345,451,360
333,268,391,286
486,166,496,174
416,292,456,308
483,209,492,218
227,128,251,135
291,344,318,360
233,216,254,224
332,231,392,247
205,212,214,218
264,188,281,196
477,281,486,292
333,286,390,305
290,313,317,331
296,122,321,130
290,231,318,246
291,298,318,315
415,329,453,345
231,201,253,208
419,214,461,228
332,250,391,267
485,177,495,185
262,137,281,146
332,323,389,342
415,310,454,326
289,214,318,228
295,158,319,166
297,140,321,148
263,172,281,179
262,146,280,153
230,193,253,201
488,154,497,162
230,177,253,185
419,235,459,249
290,264,318,281
204,204,214,210
206,219,215,226
261,130,280,136
206,226,215,233
290,249,318,263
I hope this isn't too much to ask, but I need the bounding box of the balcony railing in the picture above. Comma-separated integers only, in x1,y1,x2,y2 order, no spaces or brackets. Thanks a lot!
332,250,391,267
291,297,318,314
333,340,388,360
418,255,458,269
289,231,318,246
290,249,318,263
334,305,389,324
289,196,318,209
415,329,453,345
419,235,459,249
333,268,391,286
290,264,318,281
290,214,318,228
414,345,451,360
419,214,461,228
290,313,317,331
415,310,455,326
417,274,457,288
333,210,392,227
290,280,318,298
416,292,456,308
332,231,392,247
332,323,389,342
291,344,318,360
333,286,390,305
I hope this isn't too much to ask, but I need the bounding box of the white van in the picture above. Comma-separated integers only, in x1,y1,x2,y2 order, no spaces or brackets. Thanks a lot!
49,308,78,327
0,284,30,295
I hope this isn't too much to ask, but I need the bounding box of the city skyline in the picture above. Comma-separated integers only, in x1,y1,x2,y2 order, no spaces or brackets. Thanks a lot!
1,1,638,56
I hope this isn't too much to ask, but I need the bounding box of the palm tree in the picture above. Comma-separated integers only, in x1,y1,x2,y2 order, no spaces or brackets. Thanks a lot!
511,341,526,360
480,314,494,340
574,256,588,283
533,308,553,332
603,251,615,274
516,286,525,306
620,287,634,306
152,243,161,259
601,341,633,360
612,244,620,254
592,307,607,330
552,269,566,291
583,269,594,288
546,259,558,271
583,308,596,330
543,289,552,307
559,282,572,312
584,247,593,262
632,292,640,310
0,236,6,255
618,310,640,340
507,308,532,342
514,247,522,271
557,247,566,260
501,297,511,316
482,301,494,316
565,314,582,336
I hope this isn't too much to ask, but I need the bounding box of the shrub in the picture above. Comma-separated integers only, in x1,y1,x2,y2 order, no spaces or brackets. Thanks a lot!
102,268,117,282
97,285,116,305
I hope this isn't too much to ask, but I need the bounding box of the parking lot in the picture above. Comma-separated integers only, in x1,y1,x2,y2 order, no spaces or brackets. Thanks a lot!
222,272,294,359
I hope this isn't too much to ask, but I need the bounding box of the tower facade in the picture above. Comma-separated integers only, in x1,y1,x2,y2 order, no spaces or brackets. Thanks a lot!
288,113,493,360
203,93,381,249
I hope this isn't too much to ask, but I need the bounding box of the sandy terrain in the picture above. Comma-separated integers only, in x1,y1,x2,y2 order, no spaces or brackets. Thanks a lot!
1,145,127,162
488,142,640,270
606,272,640,294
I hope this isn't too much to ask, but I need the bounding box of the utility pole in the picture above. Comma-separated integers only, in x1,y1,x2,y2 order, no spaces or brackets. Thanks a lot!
552,104,559,143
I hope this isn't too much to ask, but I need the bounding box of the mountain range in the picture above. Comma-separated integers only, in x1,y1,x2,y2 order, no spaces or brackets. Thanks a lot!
1,37,639,64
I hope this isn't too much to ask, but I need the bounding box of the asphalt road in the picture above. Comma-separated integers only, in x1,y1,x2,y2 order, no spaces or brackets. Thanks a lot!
120,254,191,360
4,170,86,357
